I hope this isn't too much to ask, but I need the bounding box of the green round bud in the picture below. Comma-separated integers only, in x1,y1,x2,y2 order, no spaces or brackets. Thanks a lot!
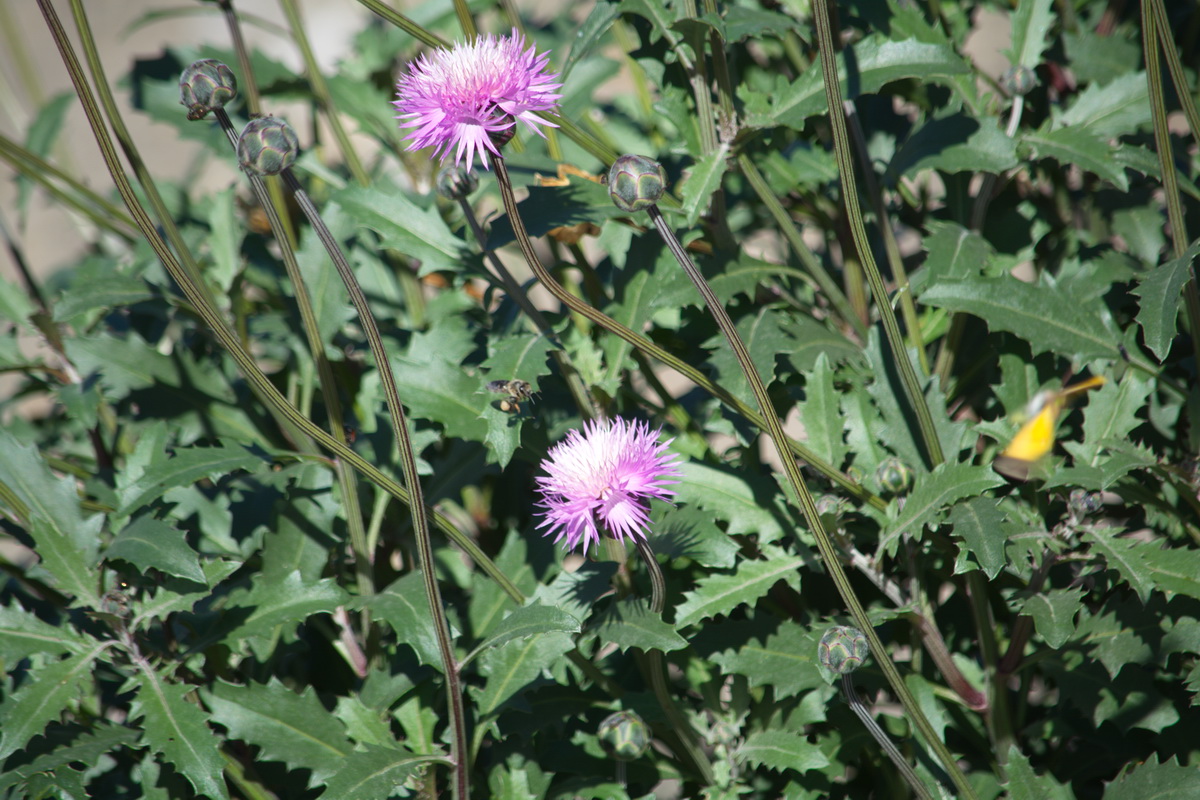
237,117,299,176
180,59,237,120
607,154,666,213
597,710,651,762
875,456,914,495
1001,65,1037,97
819,625,870,675
436,165,479,201
1068,488,1102,517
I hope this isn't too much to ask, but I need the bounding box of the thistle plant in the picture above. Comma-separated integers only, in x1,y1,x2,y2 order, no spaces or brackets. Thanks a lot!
4,1,1200,799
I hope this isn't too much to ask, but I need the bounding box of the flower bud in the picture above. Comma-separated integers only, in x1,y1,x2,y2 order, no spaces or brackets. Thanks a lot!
1001,65,1037,97
180,59,237,120
597,710,651,761
237,117,299,176
607,154,666,213
1068,488,1102,517
436,165,478,201
819,626,870,675
875,456,914,495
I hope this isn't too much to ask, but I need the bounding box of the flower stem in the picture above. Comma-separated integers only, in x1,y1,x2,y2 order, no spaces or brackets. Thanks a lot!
487,153,886,512
841,674,937,800
645,202,966,799
279,169,469,799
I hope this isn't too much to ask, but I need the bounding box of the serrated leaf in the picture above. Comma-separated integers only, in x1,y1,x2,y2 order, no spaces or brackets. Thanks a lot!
0,603,91,662
679,144,729,228
465,603,581,665
593,597,687,653
921,277,1121,362
530,562,616,624
708,621,825,700
1141,546,1200,601
653,506,740,568
562,1,621,79
1084,528,1154,603
1021,587,1083,648
1006,0,1054,71
704,307,793,404
321,744,438,800
736,730,829,774
368,572,447,671
106,516,206,584
205,187,241,293
0,723,140,797
913,220,995,295
1002,744,1074,800
0,646,106,761
1063,374,1152,467
224,570,350,642
131,668,229,799
64,332,180,396
468,529,538,639
892,113,1020,176
675,549,803,628
1131,242,1200,361
1055,71,1150,138
741,37,970,130
389,354,488,442
334,186,467,275
1103,753,1196,799
203,679,352,782
53,271,157,321
117,441,270,519
0,430,101,607
881,463,1004,556
475,631,575,717
674,462,787,543
797,354,848,468
1022,127,1127,190
947,498,1010,579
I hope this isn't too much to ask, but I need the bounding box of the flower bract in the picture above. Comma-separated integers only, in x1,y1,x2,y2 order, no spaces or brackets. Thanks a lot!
535,417,681,555
393,28,561,170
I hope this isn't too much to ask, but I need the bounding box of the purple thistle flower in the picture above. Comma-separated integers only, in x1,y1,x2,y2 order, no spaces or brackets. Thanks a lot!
393,28,562,170
536,417,681,555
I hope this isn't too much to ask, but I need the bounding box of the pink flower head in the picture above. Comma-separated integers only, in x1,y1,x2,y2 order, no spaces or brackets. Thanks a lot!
535,417,681,555
393,28,562,170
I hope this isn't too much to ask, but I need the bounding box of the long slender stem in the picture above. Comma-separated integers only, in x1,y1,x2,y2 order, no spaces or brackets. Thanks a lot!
38,0,525,614
841,674,938,800
646,202,973,799
280,170,468,799
278,0,369,187
813,0,945,470
487,154,885,512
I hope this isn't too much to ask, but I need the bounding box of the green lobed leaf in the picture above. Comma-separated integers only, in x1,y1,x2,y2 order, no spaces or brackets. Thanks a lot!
223,570,350,643
592,597,688,653
474,631,576,717
736,730,830,774
1083,527,1154,604
0,603,91,662
912,220,996,296
0,429,102,607
920,277,1122,362
797,354,848,469
1021,127,1127,191
468,529,539,640
1062,373,1152,467
204,186,242,294
53,269,157,322
465,602,582,665
1103,753,1196,799
64,331,180,396
741,37,971,130
106,516,206,584
1054,71,1150,138
880,463,1004,556
1005,0,1055,71
530,562,616,624
203,679,353,783
389,353,489,442
653,506,740,569
674,461,787,544
368,572,448,671
947,498,1010,579
1141,546,1200,602
1021,587,1084,649
116,440,270,520
675,547,803,628
678,144,730,228
129,667,229,800
708,621,826,700
891,112,1021,177
704,307,793,405
1131,241,1200,361
0,646,107,762
1002,744,1074,800
0,723,140,798
333,185,468,275
321,744,440,800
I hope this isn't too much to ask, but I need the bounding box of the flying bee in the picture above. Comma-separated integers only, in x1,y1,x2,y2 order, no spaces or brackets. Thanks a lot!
487,379,534,414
